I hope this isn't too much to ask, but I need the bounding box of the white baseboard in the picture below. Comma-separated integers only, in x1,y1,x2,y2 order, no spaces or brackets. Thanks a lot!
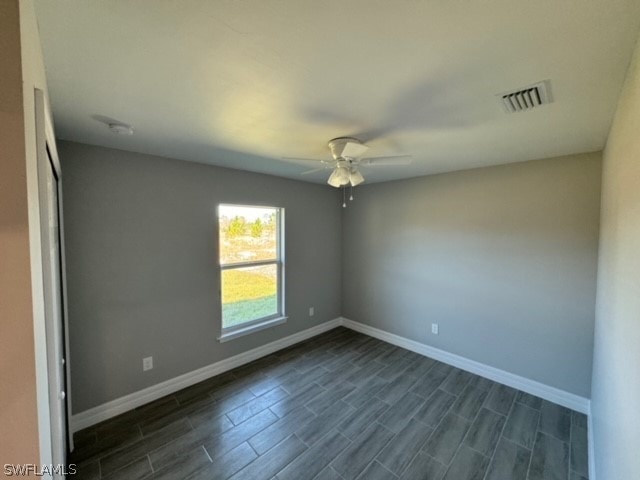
588,412,596,479
72,315,591,438
340,318,591,414
70,317,343,434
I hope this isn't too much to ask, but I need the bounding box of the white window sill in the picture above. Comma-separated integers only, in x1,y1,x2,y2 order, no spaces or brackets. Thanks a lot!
218,316,288,343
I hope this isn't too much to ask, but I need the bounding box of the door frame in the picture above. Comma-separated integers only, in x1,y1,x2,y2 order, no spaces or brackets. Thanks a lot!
33,88,74,458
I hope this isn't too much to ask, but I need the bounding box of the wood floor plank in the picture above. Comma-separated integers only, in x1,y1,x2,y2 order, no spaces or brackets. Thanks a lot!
485,437,531,480
570,420,589,477
377,392,425,433
411,371,448,399
148,411,233,470
439,369,473,396
338,397,390,440
538,400,571,443
442,445,490,480
422,413,471,465
332,423,395,480
248,406,316,455
101,456,151,480
502,402,540,450
188,442,257,480
355,461,398,480
276,429,350,480
100,418,191,476
202,408,279,459
463,408,506,457
306,383,357,415
152,446,210,480
343,375,389,409
569,472,588,480
313,466,344,480
528,432,569,480
413,389,456,428
484,384,516,416
269,383,325,418
450,385,489,421
515,391,543,410
295,399,355,446
377,419,434,475
226,387,289,425
228,434,307,480
399,452,446,480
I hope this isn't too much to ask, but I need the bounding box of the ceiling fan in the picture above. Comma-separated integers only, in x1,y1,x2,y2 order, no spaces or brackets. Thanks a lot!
283,137,412,188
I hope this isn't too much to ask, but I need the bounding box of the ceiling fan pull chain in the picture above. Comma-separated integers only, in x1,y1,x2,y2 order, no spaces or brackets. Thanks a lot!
342,187,347,208
349,185,354,201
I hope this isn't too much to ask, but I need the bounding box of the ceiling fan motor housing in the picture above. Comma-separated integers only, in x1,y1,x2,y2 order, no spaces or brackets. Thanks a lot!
328,137,367,160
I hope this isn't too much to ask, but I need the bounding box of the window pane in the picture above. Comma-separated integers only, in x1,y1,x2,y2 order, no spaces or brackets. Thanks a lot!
219,205,277,264
221,264,278,329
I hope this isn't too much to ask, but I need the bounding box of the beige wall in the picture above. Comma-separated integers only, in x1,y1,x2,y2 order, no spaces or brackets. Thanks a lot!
1,0,55,468
0,0,40,465
591,31,640,479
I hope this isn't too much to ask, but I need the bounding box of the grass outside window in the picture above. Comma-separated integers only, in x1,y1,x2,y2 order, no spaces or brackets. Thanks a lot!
218,205,284,335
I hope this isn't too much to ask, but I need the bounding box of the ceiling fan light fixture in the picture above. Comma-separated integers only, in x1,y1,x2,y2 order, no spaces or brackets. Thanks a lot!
285,136,412,190
349,168,365,186
327,166,350,187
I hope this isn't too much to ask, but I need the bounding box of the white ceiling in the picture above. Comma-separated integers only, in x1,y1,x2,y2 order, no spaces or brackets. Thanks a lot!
36,0,640,184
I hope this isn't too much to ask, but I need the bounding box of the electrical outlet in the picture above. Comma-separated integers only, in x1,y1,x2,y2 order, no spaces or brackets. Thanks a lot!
309,306,315,316
431,323,439,335
143,356,153,371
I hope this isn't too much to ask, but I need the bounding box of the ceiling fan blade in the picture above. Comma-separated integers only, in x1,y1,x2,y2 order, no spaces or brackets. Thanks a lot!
341,141,370,159
360,155,413,166
301,167,332,175
282,157,334,165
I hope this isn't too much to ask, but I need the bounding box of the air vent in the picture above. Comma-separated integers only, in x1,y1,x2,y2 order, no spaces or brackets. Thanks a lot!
499,80,552,113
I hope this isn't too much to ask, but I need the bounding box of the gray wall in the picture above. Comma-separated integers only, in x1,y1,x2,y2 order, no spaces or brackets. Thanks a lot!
343,153,601,397
60,141,342,413
591,33,640,479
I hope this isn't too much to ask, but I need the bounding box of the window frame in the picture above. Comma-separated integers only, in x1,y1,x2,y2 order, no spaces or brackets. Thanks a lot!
217,204,286,342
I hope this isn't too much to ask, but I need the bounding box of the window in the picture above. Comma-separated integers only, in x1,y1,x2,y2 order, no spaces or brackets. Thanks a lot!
218,204,285,341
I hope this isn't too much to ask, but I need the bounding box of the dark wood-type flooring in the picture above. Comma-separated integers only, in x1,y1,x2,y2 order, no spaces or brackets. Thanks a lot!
70,327,589,480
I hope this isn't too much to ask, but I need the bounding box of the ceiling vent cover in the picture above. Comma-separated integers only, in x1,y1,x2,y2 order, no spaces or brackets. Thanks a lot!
499,80,552,113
